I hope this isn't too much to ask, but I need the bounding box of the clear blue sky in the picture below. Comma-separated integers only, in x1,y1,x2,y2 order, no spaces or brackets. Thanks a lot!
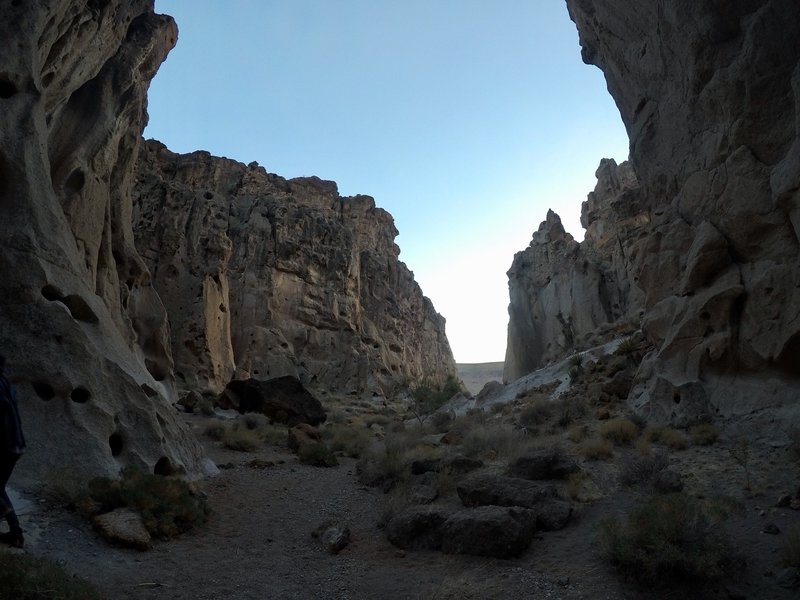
146,0,629,364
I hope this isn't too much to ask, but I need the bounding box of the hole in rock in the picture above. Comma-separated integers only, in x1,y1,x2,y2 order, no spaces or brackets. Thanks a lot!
32,381,55,400
673,393,681,405
41,285,63,301
108,432,124,456
62,294,98,323
63,168,85,196
145,358,168,382
0,77,18,99
140,383,158,398
204,191,213,200
153,456,174,476
156,413,166,427
70,386,91,403
41,72,54,87
253,369,259,375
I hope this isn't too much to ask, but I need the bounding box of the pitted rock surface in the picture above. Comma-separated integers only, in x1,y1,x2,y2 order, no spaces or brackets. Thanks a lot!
133,142,457,398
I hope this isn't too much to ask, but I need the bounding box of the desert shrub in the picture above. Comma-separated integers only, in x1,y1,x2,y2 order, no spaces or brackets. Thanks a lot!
689,423,719,446
599,493,742,585
615,337,638,356
600,418,640,446
196,397,214,416
204,421,227,441
357,429,436,487
518,398,552,429
430,410,455,433
626,412,648,431
646,426,688,451
607,356,629,376
461,423,533,461
729,438,751,490
568,424,588,443
38,468,90,509
410,375,462,423
88,467,209,539
243,412,269,430
618,452,669,487
259,422,289,446
327,424,372,458
578,437,614,460
0,552,102,600
298,442,338,467
222,426,261,452
557,396,588,427
660,428,688,451
364,414,390,428
783,525,800,567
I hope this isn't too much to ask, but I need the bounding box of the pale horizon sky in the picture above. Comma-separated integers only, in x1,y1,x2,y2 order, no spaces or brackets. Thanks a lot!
146,1,629,364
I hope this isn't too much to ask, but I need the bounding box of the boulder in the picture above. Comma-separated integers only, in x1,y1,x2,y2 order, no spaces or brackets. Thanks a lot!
385,506,450,551
457,474,556,509
222,376,326,426
507,448,579,480
440,506,537,559
93,508,151,551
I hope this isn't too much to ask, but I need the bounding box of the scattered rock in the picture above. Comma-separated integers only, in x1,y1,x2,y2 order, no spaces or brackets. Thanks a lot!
312,521,351,555
247,459,276,470
93,509,151,551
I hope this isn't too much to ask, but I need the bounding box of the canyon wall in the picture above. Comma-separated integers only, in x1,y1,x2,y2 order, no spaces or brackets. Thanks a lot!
0,1,204,483
507,0,800,425
133,142,457,399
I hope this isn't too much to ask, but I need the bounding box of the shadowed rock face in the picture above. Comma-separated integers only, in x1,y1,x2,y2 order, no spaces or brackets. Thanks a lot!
0,2,204,482
508,1,800,424
133,142,457,397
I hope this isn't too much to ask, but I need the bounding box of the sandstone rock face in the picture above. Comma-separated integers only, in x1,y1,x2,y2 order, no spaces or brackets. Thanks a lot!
133,142,457,398
504,160,647,382
509,1,800,424
0,2,203,483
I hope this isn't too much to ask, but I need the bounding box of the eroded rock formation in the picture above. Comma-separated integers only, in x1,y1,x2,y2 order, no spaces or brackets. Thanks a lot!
0,1,204,483
504,159,646,381
133,142,456,398
508,1,800,425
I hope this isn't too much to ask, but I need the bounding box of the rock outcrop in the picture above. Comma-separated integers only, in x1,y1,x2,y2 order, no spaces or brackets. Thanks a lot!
508,1,800,425
0,1,203,483
133,142,457,398
504,159,647,382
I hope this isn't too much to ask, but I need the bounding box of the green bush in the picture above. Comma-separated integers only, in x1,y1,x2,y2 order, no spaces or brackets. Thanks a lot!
599,493,741,585
0,552,101,600
88,466,209,539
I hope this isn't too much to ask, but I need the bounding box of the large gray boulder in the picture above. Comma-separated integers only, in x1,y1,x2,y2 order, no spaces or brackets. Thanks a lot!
440,506,537,559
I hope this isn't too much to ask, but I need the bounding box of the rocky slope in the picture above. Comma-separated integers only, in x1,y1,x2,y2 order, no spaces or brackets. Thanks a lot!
508,1,800,427
132,142,456,398
0,1,204,482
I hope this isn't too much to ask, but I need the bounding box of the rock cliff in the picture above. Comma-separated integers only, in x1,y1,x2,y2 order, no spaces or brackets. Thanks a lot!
508,1,800,425
0,1,203,483
133,142,456,398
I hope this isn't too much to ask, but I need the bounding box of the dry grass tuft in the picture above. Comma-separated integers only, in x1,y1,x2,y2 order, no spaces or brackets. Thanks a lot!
689,423,720,446
577,437,614,461
599,418,640,446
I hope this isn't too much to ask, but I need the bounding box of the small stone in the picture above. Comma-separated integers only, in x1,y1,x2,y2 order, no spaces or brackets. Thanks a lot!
762,523,780,535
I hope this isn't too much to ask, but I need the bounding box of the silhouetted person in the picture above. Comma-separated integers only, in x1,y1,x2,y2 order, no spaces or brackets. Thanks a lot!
0,353,25,548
